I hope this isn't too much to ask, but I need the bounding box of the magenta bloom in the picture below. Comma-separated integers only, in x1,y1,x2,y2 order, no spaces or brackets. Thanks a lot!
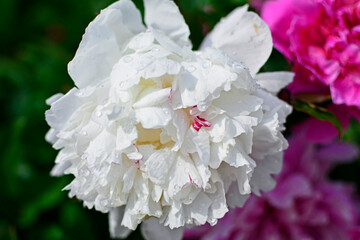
249,0,270,12
262,0,360,108
184,120,359,240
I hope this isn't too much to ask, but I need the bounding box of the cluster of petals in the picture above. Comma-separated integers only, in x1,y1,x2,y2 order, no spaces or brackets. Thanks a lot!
184,119,360,240
262,0,360,109
45,0,293,239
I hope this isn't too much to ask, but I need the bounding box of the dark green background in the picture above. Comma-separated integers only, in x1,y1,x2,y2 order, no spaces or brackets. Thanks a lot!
1,0,359,239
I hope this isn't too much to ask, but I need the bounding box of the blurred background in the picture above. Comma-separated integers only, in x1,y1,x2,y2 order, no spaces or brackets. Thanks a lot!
1,0,359,239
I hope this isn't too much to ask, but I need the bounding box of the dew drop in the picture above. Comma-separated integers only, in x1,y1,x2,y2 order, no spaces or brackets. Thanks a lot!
187,65,196,73
119,82,124,88
209,218,217,226
81,153,88,160
96,111,102,117
100,199,108,206
82,131,88,136
152,47,160,52
232,63,242,70
123,56,133,63
230,73,237,81
202,61,211,69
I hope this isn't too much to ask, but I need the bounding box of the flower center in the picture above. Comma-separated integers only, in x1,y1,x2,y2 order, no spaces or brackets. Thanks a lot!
136,124,174,149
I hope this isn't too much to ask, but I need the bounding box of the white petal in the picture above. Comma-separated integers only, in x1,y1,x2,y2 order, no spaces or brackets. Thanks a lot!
201,5,272,76
128,31,155,50
109,207,132,239
46,93,63,105
256,72,294,94
68,0,145,88
133,88,172,108
45,88,84,131
135,106,172,129
189,193,212,225
145,149,174,185
144,0,191,48
250,153,283,195
192,130,210,166
141,217,184,240
226,182,250,208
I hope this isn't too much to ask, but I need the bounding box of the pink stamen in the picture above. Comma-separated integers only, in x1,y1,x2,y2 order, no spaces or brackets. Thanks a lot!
168,88,173,99
192,116,212,131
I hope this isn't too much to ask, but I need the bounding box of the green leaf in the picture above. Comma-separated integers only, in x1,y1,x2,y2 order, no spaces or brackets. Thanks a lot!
293,100,343,139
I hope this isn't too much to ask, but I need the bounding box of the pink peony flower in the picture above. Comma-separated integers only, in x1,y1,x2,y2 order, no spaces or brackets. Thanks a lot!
262,0,360,108
249,0,271,12
184,120,359,240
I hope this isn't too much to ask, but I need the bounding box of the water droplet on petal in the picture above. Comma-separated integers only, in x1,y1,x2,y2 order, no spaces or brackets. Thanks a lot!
230,73,237,81
119,82,124,88
152,47,160,52
187,65,196,73
202,61,211,69
82,131,88,136
96,111,102,117
81,153,88,160
232,63,242,70
209,218,217,226
123,56,133,63
100,199,108,206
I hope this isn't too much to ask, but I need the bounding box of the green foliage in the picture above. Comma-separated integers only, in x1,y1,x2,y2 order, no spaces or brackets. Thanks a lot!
293,100,343,139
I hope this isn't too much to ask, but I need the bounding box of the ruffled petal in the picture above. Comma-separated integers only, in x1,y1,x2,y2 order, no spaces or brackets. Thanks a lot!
109,207,132,239
68,0,145,88
256,72,294,94
201,5,272,76
143,0,191,48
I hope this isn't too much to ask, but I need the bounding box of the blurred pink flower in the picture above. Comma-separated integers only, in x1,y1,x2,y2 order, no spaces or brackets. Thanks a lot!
262,0,360,109
184,120,359,240
249,0,271,12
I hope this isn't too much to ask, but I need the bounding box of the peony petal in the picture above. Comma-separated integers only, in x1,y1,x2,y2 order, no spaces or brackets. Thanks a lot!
143,0,191,48
201,5,272,76
256,72,294,94
133,88,172,109
192,130,210,166
68,0,145,88
141,217,184,240
135,106,172,129
145,149,175,185
45,88,85,131
109,206,132,239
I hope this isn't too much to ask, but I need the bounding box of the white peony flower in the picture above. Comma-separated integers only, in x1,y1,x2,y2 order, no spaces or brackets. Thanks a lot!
45,0,293,239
